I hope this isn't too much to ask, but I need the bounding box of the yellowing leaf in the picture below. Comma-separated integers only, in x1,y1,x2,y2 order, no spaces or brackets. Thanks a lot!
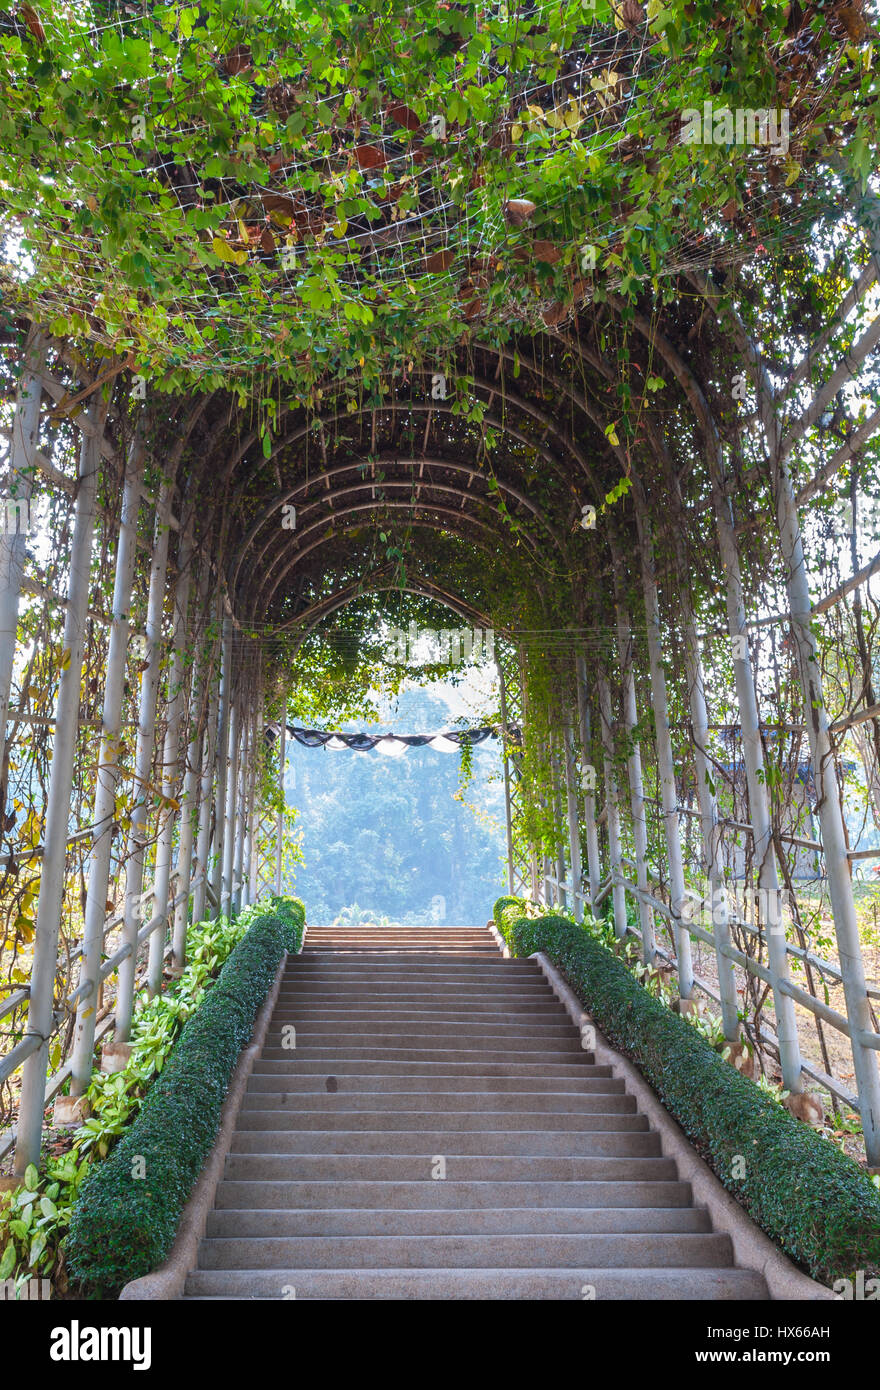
14,915,34,942
212,238,248,266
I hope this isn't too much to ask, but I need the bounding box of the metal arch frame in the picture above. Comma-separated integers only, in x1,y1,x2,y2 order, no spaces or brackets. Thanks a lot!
229,454,562,593
249,506,539,622
216,364,606,502
277,577,498,643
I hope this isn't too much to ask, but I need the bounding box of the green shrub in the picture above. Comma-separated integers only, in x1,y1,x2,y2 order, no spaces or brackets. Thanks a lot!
65,909,293,1295
0,908,258,1294
270,893,306,950
493,898,880,1285
492,895,523,930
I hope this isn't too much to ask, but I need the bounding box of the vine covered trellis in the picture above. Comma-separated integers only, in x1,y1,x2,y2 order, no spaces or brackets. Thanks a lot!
0,0,879,1206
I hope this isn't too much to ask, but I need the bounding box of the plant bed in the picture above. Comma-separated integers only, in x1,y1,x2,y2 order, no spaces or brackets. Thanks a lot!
64,900,304,1296
493,897,880,1286
0,896,305,1299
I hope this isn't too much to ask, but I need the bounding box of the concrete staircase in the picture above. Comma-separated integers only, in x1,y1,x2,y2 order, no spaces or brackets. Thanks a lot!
183,925,769,1299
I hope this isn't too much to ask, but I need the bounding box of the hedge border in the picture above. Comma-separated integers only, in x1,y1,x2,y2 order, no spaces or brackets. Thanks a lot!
494,897,880,1285
65,900,304,1295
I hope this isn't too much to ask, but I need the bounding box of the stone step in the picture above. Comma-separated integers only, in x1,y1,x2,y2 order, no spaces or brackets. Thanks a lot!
229,1129,662,1157
213,1178,695,1210
182,1267,768,1300
280,972,537,986
301,940,497,948
235,1109,649,1132
277,985,555,999
245,1074,626,1095
273,994,556,1007
207,1205,710,1238
264,1024,580,1042
299,950,502,958
239,1090,637,1113
187,919,770,1301
252,1055,607,1073
262,1040,588,1057
198,1230,733,1271
283,967,539,978
222,1154,679,1182
271,1011,567,1023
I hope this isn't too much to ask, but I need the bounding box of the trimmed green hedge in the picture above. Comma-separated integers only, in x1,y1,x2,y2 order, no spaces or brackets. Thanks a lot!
492,895,523,932
270,893,305,946
66,902,304,1295
495,899,880,1285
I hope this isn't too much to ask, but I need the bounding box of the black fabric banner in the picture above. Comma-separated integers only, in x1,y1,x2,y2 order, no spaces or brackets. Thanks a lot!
264,724,521,749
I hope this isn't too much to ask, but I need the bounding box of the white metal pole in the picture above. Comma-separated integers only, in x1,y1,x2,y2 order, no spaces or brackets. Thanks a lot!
232,693,248,914
772,457,880,1160
16,399,105,1173
597,665,627,939
0,329,45,801
563,714,583,922
712,486,804,1094
148,531,192,994
172,595,209,967
575,655,602,915
70,429,145,1093
222,684,240,916
244,688,261,906
677,566,741,1042
614,586,656,963
212,616,233,912
551,734,568,911
192,645,219,926
637,517,694,1000
114,480,173,1043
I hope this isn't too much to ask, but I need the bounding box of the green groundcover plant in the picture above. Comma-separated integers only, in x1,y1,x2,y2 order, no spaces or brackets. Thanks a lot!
493,897,880,1286
63,896,304,1296
0,895,304,1299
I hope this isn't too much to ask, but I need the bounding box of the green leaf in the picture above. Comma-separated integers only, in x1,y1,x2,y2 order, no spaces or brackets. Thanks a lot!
0,1243,16,1280
23,1164,38,1192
